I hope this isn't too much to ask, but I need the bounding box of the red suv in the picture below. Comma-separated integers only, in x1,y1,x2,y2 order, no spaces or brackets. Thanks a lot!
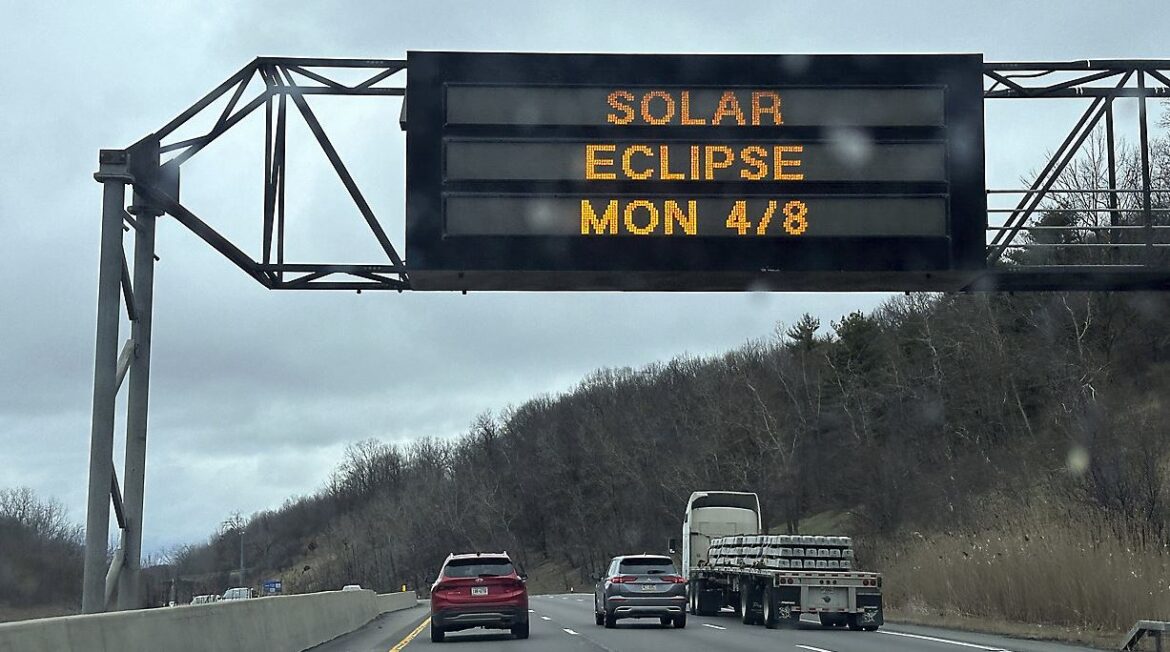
430,552,529,642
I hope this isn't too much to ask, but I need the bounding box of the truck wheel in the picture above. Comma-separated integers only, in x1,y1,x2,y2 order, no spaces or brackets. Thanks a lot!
696,587,718,616
847,614,863,631
763,587,778,629
740,582,762,625
689,580,701,615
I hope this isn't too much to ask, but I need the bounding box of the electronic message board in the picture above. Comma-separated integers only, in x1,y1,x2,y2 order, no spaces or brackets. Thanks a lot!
405,52,986,291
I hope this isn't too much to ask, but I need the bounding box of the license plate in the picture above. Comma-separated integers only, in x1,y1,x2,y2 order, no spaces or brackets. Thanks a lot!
814,587,846,609
471,587,488,596
640,584,657,592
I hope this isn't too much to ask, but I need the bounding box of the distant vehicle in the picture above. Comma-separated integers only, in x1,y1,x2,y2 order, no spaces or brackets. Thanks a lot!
682,491,883,630
429,552,529,643
341,584,363,591
221,587,254,601
593,554,687,628
190,595,219,605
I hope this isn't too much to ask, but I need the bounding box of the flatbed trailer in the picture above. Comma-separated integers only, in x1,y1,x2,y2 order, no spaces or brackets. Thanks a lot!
680,492,884,631
686,565,883,630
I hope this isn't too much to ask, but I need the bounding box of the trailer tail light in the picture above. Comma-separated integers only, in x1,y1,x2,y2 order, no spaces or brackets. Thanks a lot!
659,575,686,584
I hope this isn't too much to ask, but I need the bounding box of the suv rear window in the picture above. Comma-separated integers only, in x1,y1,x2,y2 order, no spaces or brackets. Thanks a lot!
443,558,515,578
618,557,676,574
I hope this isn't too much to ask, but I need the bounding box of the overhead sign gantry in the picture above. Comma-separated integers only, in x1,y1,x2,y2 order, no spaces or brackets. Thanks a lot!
81,52,1170,614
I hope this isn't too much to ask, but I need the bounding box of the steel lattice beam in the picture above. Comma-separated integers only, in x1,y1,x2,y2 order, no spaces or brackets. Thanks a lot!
979,60,1170,290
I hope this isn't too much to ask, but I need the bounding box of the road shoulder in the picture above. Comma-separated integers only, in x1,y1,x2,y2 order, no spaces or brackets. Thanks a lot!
307,602,428,652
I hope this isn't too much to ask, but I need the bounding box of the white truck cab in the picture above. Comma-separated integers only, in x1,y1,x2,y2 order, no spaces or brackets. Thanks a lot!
681,491,761,577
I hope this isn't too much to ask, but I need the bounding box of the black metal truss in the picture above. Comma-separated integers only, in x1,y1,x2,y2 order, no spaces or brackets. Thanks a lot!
128,56,409,291
980,60,1170,290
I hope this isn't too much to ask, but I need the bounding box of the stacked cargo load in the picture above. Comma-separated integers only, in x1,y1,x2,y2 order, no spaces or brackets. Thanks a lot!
707,534,853,570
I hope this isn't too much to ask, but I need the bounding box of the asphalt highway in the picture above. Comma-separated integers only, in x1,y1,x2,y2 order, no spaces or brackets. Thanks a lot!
310,594,1103,652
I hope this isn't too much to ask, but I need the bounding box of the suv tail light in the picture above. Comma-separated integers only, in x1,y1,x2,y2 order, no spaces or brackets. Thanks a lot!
659,575,686,583
609,575,637,584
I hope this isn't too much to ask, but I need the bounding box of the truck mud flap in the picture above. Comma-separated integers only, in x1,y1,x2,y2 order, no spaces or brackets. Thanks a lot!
855,592,884,629
765,586,801,629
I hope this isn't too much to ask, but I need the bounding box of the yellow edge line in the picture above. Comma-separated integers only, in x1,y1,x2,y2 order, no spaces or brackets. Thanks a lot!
389,615,431,652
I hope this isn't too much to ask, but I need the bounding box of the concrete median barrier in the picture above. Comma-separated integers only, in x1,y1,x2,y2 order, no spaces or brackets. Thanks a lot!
377,591,418,614
0,590,417,652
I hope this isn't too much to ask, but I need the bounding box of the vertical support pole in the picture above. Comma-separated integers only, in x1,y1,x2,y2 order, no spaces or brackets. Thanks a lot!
1104,99,1119,260
82,170,127,614
276,93,287,279
240,529,246,584
117,192,158,610
1137,71,1154,262
263,95,274,266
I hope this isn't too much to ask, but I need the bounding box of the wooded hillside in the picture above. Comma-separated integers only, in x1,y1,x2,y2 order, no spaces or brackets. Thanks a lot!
171,290,1170,598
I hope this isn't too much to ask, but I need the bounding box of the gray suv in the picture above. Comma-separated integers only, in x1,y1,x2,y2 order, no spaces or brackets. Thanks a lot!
594,555,687,628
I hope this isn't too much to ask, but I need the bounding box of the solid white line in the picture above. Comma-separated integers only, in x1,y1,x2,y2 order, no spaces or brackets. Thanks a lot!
541,616,552,621
879,630,1011,651
702,623,727,630
796,645,835,652
563,628,580,635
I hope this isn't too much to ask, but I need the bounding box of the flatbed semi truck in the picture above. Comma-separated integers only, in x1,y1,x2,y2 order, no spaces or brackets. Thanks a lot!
681,491,883,630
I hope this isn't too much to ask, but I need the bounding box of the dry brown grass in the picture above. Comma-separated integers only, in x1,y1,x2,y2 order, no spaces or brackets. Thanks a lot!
873,501,1170,644
886,604,1121,649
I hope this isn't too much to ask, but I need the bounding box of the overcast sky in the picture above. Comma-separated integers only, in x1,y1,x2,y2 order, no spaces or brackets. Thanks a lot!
1,0,1167,555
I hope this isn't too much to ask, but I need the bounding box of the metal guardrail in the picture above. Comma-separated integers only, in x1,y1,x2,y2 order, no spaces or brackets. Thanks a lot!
1122,620,1168,651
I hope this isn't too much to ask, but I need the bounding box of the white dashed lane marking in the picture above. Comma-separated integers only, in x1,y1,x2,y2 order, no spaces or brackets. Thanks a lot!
563,628,580,635
541,616,551,621
879,630,1011,651
702,623,727,630
796,645,836,652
